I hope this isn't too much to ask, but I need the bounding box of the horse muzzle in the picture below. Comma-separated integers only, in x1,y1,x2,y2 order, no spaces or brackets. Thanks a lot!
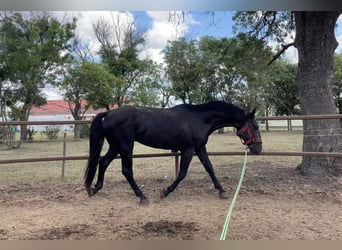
236,121,262,155
248,141,262,155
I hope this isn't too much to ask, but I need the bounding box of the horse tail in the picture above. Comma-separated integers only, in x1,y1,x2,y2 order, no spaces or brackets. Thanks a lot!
84,111,109,190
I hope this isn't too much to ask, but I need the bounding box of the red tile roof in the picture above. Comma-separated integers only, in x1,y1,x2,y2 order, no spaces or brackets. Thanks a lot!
30,100,107,116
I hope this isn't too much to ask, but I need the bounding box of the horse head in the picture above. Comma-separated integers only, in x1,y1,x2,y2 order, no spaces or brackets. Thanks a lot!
236,109,262,154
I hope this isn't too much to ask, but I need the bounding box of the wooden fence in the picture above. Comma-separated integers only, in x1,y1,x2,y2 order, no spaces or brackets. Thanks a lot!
1,114,342,178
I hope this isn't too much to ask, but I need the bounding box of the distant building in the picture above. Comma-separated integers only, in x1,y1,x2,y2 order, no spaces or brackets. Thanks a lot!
29,100,108,131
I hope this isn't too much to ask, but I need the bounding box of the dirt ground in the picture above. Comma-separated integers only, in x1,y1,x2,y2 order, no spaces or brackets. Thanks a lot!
0,161,341,240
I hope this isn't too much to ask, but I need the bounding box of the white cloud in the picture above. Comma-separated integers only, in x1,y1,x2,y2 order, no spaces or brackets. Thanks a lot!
337,35,342,53
266,15,342,64
141,11,197,64
41,84,64,100
281,16,342,63
47,11,137,100
282,46,298,64
335,16,342,53
52,11,135,57
52,11,197,64
338,14,342,23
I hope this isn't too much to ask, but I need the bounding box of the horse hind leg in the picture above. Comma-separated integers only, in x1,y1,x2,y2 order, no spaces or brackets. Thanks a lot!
85,160,98,197
90,147,118,196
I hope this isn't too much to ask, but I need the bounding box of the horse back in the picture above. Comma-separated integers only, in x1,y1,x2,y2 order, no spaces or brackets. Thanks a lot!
102,106,206,150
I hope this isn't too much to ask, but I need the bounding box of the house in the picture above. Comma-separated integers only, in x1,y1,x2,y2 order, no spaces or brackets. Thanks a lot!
29,100,108,131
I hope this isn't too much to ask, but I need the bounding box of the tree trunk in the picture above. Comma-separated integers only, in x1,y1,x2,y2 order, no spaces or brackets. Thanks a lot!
20,124,28,141
295,11,342,176
19,106,31,141
74,124,81,140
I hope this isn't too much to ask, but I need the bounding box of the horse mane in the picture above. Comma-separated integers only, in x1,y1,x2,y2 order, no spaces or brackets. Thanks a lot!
176,101,244,114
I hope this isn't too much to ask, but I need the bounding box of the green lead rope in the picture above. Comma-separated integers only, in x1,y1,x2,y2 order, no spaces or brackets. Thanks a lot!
220,149,248,240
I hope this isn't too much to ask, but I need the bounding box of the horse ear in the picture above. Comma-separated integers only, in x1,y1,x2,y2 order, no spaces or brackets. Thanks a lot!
248,109,256,119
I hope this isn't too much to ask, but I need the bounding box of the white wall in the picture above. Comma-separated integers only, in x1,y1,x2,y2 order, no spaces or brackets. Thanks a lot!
28,115,75,132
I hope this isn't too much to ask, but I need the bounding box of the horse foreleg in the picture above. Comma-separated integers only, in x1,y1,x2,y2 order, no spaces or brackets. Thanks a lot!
121,154,149,205
196,146,228,199
161,150,193,199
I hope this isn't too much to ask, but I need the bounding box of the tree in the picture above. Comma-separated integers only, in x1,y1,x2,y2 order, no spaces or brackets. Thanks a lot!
234,11,342,176
76,61,124,111
196,36,225,102
267,61,299,116
222,33,273,111
333,53,342,115
164,34,273,110
0,11,76,140
93,13,158,108
56,36,97,140
58,13,163,136
127,60,166,107
59,61,120,139
163,37,202,104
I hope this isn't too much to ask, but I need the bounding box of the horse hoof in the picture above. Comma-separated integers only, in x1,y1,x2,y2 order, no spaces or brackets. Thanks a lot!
160,189,167,199
140,197,149,205
219,191,229,199
86,187,96,197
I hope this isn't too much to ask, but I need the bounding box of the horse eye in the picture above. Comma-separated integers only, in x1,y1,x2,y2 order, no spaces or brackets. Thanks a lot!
252,122,258,129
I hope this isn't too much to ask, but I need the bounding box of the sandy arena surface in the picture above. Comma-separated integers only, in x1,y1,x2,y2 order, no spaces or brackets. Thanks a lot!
0,161,341,240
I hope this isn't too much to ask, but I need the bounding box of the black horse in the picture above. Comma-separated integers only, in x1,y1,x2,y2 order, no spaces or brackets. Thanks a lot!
84,101,262,204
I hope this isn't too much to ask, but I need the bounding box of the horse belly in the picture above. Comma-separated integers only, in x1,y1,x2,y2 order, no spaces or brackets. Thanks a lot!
135,129,180,150
134,113,194,150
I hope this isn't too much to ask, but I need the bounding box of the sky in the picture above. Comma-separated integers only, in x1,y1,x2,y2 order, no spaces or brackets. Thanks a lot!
64,11,236,64
43,11,342,99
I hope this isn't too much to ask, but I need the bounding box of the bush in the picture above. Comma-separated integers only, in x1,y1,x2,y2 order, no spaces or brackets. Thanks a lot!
0,126,6,142
44,125,61,140
27,127,36,141
80,124,90,138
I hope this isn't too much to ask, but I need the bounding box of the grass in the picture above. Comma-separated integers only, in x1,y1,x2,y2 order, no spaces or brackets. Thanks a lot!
0,130,303,185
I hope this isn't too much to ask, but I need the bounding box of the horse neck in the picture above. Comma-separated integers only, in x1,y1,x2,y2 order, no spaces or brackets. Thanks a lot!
199,103,245,133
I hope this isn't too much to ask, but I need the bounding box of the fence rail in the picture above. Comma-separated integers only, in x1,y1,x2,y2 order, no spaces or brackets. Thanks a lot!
1,114,342,177
1,151,342,166
1,113,342,126
0,120,91,126
256,114,342,121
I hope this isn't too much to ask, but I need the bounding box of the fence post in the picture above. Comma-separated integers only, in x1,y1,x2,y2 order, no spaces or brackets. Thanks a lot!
61,132,67,180
287,119,293,132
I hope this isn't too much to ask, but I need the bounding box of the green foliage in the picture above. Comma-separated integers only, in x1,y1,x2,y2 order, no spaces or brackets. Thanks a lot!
43,125,60,140
163,37,202,104
127,60,164,107
163,34,273,110
233,11,342,175
80,124,90,138
93,16,161,108
232,11,295,43
333,53,342,114
218,34,273,110
266,61,299,115
27,127,36,141
0,12,76,139
0,126,6,141
68,61,123,111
